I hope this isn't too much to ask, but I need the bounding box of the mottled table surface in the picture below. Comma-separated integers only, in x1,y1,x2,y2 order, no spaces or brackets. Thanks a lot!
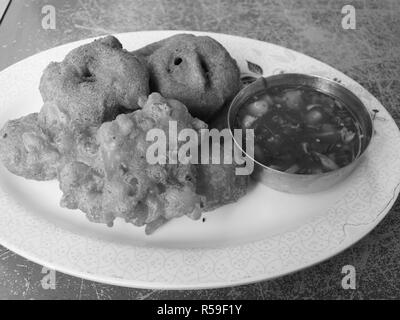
0,0,399,300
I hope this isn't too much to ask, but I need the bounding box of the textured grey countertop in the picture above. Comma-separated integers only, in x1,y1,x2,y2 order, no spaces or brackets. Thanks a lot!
0,0,399,299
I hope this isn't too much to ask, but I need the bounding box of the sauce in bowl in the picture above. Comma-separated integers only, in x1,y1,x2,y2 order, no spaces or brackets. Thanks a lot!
237,86,363,174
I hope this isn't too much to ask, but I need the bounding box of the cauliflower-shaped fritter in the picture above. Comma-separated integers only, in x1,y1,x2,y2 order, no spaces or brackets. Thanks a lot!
59,93,207,234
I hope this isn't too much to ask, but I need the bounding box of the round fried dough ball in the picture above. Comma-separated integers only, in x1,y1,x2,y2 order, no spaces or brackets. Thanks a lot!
134,34,241,121
39,36,150,130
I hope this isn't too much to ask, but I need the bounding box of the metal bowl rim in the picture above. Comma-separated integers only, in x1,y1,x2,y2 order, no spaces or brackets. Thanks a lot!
227,73,374,178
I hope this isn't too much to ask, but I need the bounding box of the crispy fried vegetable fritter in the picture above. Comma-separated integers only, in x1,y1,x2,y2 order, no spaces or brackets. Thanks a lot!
0,113,60,180
58,93,208,234
196,151,249,212
0,36,148,181
0,35,250,234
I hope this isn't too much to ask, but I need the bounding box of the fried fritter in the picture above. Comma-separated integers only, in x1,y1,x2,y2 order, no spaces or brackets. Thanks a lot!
134,34,241,121
0,113,60,180
196,159,249,212
0,33,250,235
39,36,150,132
58,93,207,234
0,112,102,181
0,36,149,181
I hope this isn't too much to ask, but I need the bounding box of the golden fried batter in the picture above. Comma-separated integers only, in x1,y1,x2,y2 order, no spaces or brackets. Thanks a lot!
196,146,249,212
0,34,250,235
0,111,104,181
39,36,150,132
0,113,60,180
134,34,241,121
0,36,149,181
58,93,207,234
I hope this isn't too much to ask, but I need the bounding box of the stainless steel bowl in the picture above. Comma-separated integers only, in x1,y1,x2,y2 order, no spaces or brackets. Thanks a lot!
228,73,374,194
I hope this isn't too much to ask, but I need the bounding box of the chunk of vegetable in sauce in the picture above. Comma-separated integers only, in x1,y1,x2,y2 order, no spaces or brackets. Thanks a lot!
237,87,362,174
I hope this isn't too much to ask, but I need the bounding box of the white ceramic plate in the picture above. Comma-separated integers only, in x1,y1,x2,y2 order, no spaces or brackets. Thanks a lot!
0,31,399,290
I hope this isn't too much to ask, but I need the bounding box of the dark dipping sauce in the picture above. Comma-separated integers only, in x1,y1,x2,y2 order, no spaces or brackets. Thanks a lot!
237,86,363,174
